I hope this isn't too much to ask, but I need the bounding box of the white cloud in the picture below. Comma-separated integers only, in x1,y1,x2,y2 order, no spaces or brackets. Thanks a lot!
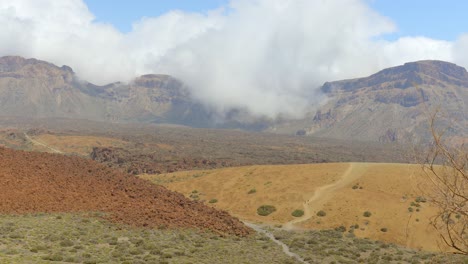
0,0,466,118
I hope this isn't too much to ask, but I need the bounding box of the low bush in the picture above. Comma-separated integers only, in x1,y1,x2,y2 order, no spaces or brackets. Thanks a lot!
415,196,427,203
208,199,218,204
257,205,277,216
291,209,304,217
363,211,372,217
317,210,327,217
334,226,346,232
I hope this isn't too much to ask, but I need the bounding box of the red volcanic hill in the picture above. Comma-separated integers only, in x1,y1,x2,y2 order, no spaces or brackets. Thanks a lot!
0,147,251,236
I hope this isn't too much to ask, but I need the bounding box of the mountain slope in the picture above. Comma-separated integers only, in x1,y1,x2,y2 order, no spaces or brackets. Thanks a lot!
0,56,211,126
1,56,466,143
273,60,468,143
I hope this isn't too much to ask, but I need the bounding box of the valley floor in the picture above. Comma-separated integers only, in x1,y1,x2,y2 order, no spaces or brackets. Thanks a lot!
142,162,457,253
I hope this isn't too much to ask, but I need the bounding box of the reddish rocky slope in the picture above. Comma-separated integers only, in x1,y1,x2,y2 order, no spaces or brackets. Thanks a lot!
0,147,251,236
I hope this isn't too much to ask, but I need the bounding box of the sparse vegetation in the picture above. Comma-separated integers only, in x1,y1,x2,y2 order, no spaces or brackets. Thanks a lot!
415,196,427,203
334,225,346,232
257,205,277,216
208,199,218,204
0,214,295,263
316,210,326,217
291,210,304,217
248,188,257,194
270,228,466,264
363,211,372,217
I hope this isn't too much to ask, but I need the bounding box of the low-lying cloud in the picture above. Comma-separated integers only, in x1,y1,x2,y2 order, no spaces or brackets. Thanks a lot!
0,0,466,118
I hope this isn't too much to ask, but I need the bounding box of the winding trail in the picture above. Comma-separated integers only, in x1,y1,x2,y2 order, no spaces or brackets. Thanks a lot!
284,162,368,230
244,222,309,264
23,132,63,154
242,163,369,263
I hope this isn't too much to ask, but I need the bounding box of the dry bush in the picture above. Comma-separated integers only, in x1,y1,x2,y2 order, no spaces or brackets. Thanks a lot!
421,110,467,255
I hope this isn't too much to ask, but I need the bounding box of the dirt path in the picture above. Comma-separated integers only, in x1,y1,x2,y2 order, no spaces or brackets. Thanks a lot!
244,222,309,264
284,163,368,230
23,132,63,154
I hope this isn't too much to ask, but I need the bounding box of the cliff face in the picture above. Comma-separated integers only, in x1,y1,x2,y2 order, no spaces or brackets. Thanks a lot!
0,56,211,125
273,60,467,143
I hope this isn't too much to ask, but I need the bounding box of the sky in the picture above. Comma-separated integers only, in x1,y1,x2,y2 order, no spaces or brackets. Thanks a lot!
84,0,468,41
1,0,467,118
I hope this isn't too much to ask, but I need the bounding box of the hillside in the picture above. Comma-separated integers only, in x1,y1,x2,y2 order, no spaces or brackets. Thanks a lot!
272,60,468,143
0,146,251,236
142,163,451,252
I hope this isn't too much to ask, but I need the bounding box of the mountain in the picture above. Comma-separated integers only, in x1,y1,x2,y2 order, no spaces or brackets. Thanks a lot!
0,56,212,126
272,60,468,143
1,56,466,143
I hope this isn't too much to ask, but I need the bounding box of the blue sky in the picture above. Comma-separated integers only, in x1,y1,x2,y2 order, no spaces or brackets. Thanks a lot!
368,0,468,41
84,0,468,41
85,0,229,32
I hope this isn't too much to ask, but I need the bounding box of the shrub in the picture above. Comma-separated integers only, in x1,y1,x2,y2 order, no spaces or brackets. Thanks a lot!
317,210,327,217
380,228,388,232
415,196,427,203
363,211,372,217
291,209,304,217
408,207,414,212
257,205,277,216
208,199,218,203
335,225,346,232
248,189,256,194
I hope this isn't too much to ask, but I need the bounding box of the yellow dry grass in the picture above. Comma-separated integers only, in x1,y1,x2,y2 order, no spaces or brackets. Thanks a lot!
142,162,450,252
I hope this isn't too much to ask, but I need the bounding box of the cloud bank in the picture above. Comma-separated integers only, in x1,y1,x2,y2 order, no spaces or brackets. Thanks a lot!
0,0,466,118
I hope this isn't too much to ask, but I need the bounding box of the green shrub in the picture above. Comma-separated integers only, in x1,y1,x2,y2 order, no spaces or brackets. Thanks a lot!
380,228,388,232
248,189,257,194
334,225,346,232
363,211,372,217
291,209,304,217
208,199,218,203
415,196,427,203
408,207,414,212
257,205,277,216
317,210,327,217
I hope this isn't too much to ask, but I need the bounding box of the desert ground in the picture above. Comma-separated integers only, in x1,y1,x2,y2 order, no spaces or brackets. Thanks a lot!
142,162,449,252
0,124,465,262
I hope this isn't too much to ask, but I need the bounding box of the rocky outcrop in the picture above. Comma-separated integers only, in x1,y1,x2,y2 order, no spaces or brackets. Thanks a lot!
275,60,467,143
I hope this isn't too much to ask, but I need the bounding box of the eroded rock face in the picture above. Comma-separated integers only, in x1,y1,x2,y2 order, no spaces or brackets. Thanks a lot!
0,56,211,126
0,147,252,236
284,60,468,143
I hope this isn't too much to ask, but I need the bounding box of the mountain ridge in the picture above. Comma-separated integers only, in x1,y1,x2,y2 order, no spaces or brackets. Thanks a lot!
0,56,466,143
0,55,213,126
274,60,467,143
